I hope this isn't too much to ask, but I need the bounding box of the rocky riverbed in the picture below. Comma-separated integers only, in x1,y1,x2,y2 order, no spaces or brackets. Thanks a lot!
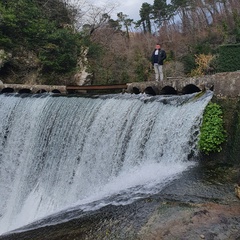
1,161,239,240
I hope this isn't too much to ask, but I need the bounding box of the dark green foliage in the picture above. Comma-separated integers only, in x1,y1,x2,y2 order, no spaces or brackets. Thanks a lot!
198,102,227,155
139,3,152,33
87,40,132,84
134,63,148,82
168,50,175,61
87,42,104,58
231,110,240,159
215,44,240,72
181,54,196,75
1,0,46,48
152,0,173,25
0,0,81,79
226,99,240,163
193,42,212,55
179,41,214,75
86,42,105,83
39,29,81,73
210,97,240,164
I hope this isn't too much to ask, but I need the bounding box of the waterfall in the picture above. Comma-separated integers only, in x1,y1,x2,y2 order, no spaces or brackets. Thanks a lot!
0,91,212,234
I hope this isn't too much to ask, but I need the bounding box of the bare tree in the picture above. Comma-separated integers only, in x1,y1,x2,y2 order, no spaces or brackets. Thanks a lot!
63,0,118,33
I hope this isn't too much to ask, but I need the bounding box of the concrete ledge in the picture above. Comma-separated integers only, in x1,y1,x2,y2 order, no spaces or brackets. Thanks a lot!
127,72,240,97
1,71,240,97
0,84,66,94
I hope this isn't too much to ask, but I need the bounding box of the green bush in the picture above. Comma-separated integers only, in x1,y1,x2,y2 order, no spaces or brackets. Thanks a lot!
198,102,227,155
0,0,82,79
39,29,81,74
216,44,240,72
0,0,42,48
134,56,150,82
180,54,196,75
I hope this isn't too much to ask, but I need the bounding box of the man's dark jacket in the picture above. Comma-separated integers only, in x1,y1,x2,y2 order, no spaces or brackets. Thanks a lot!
151,49,167,65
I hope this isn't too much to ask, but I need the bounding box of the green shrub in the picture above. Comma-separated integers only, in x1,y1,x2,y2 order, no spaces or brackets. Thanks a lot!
180,54,196,75
0,0,82,80
134,56,150,82
198,102,227,155
216,44,240,72
39,29,81,74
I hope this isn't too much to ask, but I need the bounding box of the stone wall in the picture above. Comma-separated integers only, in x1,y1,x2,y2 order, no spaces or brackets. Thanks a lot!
1,71,240,97
0,83,66,94
127,71,240,97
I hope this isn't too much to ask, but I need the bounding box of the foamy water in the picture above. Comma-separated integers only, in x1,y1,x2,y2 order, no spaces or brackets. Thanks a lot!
0,92,212,234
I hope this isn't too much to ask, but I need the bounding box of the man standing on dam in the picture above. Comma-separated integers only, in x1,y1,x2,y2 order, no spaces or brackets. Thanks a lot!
151,43,167,81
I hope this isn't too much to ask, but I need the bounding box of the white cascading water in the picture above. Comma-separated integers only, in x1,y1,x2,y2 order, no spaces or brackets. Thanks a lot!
0,91,212,234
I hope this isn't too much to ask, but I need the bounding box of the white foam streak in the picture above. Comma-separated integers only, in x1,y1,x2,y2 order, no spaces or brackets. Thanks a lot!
77,161,194,208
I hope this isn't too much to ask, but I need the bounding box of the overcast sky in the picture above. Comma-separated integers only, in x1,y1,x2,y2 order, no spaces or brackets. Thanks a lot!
116,0,154,20
92,0,154,21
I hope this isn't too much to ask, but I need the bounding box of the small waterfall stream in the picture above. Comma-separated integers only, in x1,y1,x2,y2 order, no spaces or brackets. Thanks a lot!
0,92,212,234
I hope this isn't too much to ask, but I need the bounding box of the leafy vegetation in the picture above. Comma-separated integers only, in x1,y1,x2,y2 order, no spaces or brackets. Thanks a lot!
215,44,240,72
1,0,240,84
39,29,80,74
0,0,82,84
198,103,227,155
